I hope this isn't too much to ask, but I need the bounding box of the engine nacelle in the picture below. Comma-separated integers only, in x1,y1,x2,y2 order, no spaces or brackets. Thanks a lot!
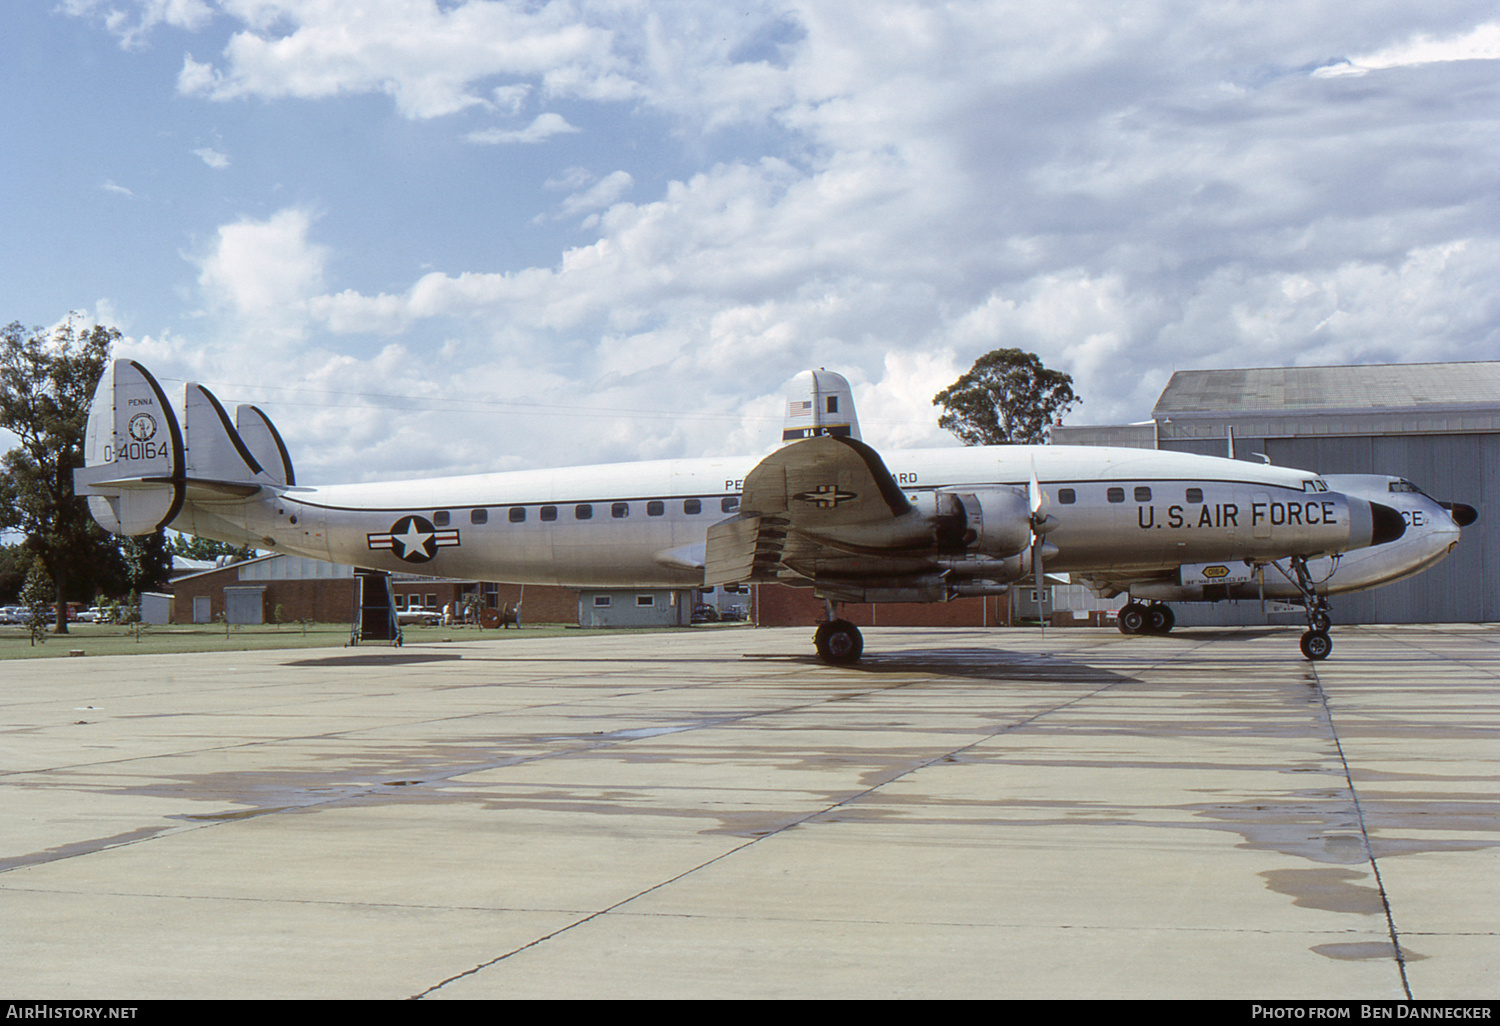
943,488,1032,558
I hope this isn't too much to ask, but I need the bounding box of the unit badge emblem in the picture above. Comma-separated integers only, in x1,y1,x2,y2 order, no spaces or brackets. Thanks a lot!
128,413,157,442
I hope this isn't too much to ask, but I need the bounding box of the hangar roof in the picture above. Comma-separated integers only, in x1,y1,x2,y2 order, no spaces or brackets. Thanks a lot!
1150,362,1500,439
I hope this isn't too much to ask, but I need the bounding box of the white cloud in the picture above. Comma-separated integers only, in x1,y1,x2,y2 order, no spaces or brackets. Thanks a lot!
174,0,619,119
192,146,229,169
1314,21,1500,77
195,208,329,333
465,112,580,145
62,0,214,49
557,170,634,218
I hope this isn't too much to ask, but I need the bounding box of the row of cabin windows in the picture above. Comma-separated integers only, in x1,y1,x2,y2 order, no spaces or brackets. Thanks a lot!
1055,486,1205,505
431,496,741,527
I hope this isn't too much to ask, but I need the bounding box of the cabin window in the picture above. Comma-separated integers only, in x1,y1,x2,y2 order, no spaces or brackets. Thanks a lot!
1058,488,1076,504
612,502,629,519
470,509,487,525
647,500,665,516
575,504,593,520
1134,487,1152,502
721,496,739,513
1107,487,1125,503
509,507,526,523
636,594,654,607
684,498,702,515
540,506,557,522
1185,488,1203,503
433,510,450,527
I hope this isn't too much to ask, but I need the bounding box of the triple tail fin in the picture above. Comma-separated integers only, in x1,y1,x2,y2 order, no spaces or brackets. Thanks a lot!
75,360,295,536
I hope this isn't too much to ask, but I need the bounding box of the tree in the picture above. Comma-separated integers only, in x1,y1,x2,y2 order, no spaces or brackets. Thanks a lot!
168,533,255,564
933,348,1080,445
0,317,124,632
19,554,51,647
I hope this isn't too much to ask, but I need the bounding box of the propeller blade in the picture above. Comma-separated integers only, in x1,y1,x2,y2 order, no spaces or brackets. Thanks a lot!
1028,457,1049,523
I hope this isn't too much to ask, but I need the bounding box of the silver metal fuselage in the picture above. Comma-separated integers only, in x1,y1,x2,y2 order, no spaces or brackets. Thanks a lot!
1128,475,1463,602
170,445,1384,589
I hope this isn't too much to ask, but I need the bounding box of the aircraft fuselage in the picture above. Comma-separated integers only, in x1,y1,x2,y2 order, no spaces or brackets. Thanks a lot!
171,445,1380,590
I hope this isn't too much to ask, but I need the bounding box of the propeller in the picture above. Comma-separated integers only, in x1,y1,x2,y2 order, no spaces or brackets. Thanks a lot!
1028,457,1056,634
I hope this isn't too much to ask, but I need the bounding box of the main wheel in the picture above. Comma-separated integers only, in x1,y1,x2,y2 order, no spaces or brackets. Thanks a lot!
1300,629,1332,661
1146,604,1175,634
1118,603,1146,634
814,619,864,664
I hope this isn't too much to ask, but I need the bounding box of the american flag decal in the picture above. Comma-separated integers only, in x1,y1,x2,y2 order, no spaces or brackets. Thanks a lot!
788,400,813,415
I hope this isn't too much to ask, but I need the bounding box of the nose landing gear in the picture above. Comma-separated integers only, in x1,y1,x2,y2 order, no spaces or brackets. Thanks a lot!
1273,556,1333,661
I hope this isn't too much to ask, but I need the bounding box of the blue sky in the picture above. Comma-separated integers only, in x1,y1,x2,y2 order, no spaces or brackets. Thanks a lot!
3,2,1497,484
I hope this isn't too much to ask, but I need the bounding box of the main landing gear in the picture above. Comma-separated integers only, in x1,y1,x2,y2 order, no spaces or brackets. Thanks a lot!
814,618,864,665
1118,600,1174,635
814,599,864,665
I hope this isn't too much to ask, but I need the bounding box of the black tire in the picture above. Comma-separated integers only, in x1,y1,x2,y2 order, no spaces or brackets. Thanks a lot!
1146,605,1174,634
815,619,864,664
1118,603,1146,634
1300,629,1332,661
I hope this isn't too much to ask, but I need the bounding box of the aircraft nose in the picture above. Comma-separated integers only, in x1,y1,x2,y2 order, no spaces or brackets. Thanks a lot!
1442,502,1478,528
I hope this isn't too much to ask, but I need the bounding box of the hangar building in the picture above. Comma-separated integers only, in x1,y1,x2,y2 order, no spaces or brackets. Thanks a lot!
1053,362,1499,625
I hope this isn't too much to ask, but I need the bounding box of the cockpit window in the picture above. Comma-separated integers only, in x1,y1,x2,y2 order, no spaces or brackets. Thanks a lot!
1389,480,1426,495
1302,479,1329,493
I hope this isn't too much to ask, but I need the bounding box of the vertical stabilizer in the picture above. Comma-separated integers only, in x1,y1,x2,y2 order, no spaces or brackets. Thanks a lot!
236,404,295,486
184,382,265,483
782,369,861,442
73,359,185,535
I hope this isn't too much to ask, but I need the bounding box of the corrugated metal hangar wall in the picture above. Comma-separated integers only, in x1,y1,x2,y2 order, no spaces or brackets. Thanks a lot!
1055,363,1499,625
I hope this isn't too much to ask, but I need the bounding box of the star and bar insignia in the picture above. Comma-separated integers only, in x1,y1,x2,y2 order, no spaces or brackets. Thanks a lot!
793,484,858,509
367,515,461,563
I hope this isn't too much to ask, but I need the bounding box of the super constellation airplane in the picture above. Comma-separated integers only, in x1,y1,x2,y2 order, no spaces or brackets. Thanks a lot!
76,361,1447,664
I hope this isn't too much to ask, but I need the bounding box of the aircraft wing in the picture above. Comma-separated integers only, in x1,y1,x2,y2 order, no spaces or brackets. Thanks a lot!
704,436,935,587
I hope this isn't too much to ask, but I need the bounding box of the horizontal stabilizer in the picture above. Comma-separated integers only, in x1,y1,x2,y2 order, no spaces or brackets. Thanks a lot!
74,360,185,535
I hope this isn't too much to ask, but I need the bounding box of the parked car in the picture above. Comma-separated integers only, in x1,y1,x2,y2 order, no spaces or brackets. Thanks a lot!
691,604,720,624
